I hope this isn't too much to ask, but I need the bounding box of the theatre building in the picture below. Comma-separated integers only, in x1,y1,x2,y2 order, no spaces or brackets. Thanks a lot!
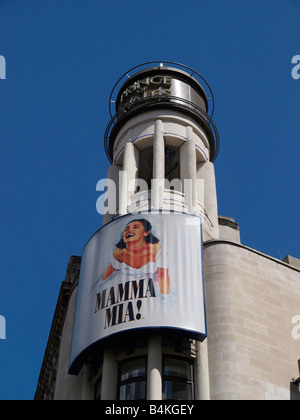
35,62,300,400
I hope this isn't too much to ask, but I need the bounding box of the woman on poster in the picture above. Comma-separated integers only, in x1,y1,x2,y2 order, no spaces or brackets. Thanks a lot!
101,218,170,295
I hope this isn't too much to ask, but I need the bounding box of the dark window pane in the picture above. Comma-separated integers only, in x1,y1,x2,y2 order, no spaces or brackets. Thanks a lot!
165,146,180,183
119,381,146,400
120,358,146,382
163,380,192,400
138,145,181,191
138,146,153,190
164,358,192,380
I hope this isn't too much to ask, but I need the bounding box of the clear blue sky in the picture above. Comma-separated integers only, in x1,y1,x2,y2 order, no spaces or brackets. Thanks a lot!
0,0,299,400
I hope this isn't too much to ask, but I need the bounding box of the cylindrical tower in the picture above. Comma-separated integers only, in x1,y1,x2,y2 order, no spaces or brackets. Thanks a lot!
103,61,220,241
62,61,220,401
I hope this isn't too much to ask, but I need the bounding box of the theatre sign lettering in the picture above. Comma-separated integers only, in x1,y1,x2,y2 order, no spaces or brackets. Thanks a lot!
116,71,207,115
119,74,172,106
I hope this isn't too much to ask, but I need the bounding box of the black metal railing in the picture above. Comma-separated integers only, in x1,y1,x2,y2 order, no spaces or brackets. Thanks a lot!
104,93,220,163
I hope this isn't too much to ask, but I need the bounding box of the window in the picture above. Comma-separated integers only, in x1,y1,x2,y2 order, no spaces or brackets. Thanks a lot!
138,146,153,191
138,145,181,192
118,358,147,400
163,357,194,400
165,145,180,184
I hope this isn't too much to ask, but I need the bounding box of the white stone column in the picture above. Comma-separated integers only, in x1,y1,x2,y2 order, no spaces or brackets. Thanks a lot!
81,364,94,400
194,339,210,400
119,140,137,215
101,349,118,400
147,335,162,400
197,161,219,239
180,126,197,214
152,120,165,211
102,164,120,226
118,170,128,216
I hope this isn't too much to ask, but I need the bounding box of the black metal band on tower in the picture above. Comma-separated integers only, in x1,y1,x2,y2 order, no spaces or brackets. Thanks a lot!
104,61,220,164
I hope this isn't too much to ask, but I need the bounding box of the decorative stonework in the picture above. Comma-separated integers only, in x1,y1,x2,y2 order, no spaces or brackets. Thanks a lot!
34,256,81,400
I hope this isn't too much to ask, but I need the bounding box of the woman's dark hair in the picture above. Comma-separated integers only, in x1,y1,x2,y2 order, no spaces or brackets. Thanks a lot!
115,218,160,249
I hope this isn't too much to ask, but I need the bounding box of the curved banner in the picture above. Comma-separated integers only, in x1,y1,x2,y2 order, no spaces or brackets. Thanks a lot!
69,212,206,374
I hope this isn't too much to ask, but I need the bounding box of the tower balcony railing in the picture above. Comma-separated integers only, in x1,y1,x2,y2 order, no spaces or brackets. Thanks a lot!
113,188,214,232
104,94,220,164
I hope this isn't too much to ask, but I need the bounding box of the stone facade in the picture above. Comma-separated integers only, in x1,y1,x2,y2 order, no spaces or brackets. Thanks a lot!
204,240,300,400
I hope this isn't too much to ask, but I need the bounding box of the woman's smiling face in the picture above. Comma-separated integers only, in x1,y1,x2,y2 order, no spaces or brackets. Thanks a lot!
122,221,149,244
